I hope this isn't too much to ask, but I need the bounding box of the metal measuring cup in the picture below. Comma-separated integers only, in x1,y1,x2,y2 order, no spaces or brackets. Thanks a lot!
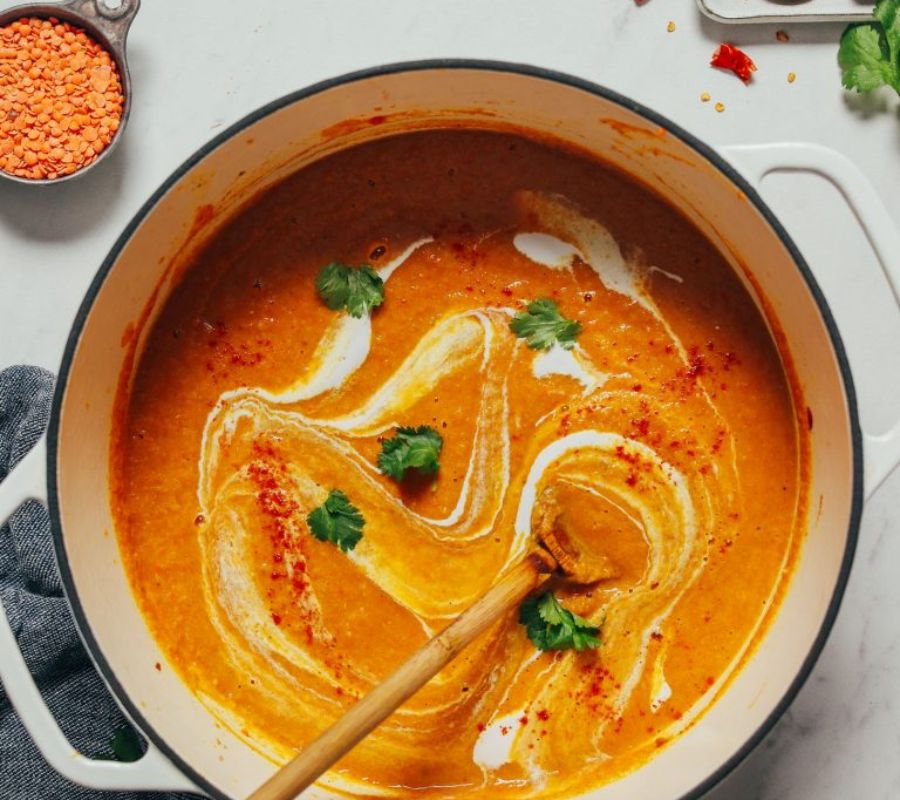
0,0,140,184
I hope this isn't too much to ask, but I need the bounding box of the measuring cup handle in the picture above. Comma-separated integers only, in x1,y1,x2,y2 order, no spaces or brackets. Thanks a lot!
720,142,900,499
62,0,141,47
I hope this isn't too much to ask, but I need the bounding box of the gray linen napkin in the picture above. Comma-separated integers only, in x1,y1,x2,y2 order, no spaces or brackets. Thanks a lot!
0,366,200,799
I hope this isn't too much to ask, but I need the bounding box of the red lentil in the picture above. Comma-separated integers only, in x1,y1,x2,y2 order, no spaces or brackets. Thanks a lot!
0,16,124,180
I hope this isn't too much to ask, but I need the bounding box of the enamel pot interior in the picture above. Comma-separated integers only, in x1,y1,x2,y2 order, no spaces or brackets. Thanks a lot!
49,63,859,800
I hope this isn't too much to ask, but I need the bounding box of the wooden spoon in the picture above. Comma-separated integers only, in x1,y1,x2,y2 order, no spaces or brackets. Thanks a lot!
248,488,612,800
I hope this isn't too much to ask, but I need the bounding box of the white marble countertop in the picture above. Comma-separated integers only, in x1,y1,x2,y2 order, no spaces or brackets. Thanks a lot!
1,1,899,798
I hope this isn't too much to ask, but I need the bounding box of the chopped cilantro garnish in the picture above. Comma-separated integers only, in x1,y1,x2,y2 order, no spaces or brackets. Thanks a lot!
839,0,900,96
315,262,385,318
377,425,443,481
110,727,142,762
307,489,364,552
518,591,601,652
509,298,581,351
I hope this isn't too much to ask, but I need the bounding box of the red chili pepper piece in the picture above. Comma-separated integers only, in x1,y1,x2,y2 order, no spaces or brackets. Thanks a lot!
711,43,757,83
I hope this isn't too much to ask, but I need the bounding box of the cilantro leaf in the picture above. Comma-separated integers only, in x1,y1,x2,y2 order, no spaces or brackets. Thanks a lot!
377,426,443,481
839,0,900,95
110,727,142,762
509,298,581,351
315,262,385,318
518,592,601,652
307,489,364,552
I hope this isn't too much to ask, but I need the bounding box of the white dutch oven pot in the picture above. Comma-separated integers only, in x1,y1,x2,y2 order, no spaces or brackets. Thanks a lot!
1,62,899,800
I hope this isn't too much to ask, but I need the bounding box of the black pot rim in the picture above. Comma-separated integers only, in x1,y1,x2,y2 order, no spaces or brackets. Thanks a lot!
44,59,863,800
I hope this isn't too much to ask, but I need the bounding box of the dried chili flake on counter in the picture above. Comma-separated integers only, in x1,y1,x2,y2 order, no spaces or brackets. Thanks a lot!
711,43,757,83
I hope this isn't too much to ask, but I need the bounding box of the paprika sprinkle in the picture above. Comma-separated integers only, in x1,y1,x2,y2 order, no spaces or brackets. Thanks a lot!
0,16,124,181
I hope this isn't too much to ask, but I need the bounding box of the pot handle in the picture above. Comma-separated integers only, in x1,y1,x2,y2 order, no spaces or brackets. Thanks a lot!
719,143,900,500
0,438,201,793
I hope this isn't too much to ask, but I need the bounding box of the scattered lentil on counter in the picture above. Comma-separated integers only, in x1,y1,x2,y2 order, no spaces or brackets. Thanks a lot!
0,16,123,180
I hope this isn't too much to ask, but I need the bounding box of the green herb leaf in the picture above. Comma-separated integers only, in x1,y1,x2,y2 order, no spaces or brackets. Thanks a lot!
509,298,581,351
839,0,900,95
518,592,601,652
110,727,143,763
315,262,385,318
307,489,364,552
377,426,443,481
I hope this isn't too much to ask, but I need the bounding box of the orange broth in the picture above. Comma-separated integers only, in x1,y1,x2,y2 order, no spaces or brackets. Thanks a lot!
112,129,807,799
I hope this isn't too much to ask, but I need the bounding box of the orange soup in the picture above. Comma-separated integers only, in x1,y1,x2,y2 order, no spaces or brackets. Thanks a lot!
112,129,807,798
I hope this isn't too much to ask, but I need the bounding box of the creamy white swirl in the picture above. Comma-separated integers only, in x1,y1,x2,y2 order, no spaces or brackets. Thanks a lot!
192,192,758,795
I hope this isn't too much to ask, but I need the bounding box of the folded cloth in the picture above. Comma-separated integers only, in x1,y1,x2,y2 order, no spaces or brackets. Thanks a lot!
0,366,200,800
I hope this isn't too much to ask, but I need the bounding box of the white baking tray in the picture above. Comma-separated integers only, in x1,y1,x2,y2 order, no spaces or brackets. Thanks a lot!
698,0,873,23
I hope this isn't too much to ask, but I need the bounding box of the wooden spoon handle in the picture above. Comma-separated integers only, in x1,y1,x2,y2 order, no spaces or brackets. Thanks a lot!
247,551,555,800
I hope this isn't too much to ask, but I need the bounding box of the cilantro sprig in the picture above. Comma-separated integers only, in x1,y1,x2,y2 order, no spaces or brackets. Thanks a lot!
839,0,900,96
378,426,443,481
518,592,601,652
509,298,581,351
315,262,385,318
108,727,142,762
307,490,364,552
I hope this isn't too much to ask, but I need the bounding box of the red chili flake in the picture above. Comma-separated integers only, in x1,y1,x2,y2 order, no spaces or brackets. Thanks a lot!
154,662,161,672
631,418,651,437
536,709,550,722
271,613,282,626
500,726,511,736
615,445,640,464
655,737,667,748
632,383,643,392
721,350,739,369
194,513,205,526
686,347,709,378
711,43,757,83
711,428,726,453
519,715,529,726
806,407,814,431
501,286,514,296
625,471,638,487
775,30,790,43
476,722,486,733
650,631,663,641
